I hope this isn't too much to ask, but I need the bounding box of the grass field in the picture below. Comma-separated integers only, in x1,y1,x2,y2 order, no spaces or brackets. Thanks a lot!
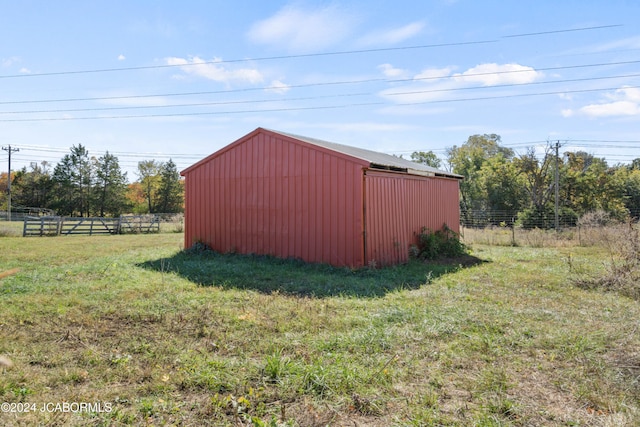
0,233,639,426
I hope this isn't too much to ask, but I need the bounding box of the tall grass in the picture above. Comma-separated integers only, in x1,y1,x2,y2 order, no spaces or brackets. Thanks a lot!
572,221,640,300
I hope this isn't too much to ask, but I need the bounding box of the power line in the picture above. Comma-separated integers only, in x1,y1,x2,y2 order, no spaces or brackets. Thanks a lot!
2,59,640,107
1,84,638,122
3,72,640,116
501,24,622,38
0,40,499,80
0,24,623,80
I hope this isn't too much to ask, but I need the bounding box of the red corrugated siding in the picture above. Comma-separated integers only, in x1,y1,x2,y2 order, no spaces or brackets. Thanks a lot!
182,129,367,267
364,170,460,266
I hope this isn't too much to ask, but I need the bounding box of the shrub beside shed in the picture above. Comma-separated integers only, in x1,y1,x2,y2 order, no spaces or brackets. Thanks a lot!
181,128,462,267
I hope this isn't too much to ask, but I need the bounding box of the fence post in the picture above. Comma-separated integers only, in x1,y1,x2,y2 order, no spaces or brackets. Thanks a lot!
578,224,582,246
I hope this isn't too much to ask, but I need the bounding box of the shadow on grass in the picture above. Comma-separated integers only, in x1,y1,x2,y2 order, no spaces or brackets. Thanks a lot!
138,250,487,298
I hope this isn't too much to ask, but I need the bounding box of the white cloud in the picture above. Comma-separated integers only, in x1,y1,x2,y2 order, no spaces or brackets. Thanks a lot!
621,86,640,102
414,66,456,81
581,101,640,117
378,63,542,106
564,86,640,118
585,35,640,54
19,67,30,74
247,4,355,52
265,80,291,94
358,22,425,46
2,56,20,68
378,63,407,78
118,54,126,61
166,56,263,85
453,63,542,86
330,122,417,132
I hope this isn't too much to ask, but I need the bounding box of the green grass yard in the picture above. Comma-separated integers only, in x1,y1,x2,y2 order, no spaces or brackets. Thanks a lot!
0,233,638,426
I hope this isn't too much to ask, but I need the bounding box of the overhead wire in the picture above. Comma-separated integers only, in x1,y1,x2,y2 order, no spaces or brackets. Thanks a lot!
1,22,637,169
1,84,638,122
0,24,622,80
2,59,640,107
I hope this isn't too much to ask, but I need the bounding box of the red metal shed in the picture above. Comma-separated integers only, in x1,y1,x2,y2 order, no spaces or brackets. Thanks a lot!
181,128,462,267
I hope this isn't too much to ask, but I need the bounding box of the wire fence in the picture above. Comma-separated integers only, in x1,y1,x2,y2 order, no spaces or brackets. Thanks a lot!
460,208,640,247
460,208,640,230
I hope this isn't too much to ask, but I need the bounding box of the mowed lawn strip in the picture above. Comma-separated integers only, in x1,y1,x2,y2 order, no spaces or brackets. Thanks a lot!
0,234,638,426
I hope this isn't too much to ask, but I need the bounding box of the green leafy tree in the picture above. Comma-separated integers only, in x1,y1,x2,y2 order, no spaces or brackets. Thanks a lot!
624,168,640,218
11,162,53,209
93,152,129,216
0,172,8,212
410,151,442,168
137,160,161,213
610,165,640,219
155,159,183,213
562,152,627,219
514,145,556,212
53,144,92,216
478,155,526,224
447,134,514,224
53,144,93,216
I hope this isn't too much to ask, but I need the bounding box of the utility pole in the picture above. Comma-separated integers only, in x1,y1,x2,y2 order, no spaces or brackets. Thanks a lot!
2,145,19,221
554,140,560,232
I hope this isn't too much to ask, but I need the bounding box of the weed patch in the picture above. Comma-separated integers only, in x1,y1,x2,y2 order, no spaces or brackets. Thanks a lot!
572,221,640,300
412,224,468,260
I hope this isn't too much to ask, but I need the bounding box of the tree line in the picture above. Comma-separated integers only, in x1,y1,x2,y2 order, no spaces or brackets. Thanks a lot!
0,144,183,217
3,136,639,226
411,134,640,228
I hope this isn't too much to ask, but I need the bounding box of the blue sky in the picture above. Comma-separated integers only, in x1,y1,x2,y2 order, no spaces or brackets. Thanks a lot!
1,0,639,179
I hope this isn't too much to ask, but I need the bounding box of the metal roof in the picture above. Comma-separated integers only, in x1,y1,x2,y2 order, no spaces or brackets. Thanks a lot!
270,129,462,179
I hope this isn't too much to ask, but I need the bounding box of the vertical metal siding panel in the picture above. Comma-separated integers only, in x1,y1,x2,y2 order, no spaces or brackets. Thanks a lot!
250,135,265,254
229,148,237,252
288,141,295,258
356,166,366,267
207,158,213,249
307,149,316,262
209,161,216,248
204,163,210,246
263,136,270,253
343,163,355,266
321,153,331,264
364,174,376,265
281,141,288,257
215,151,222,251
294,144,302,259
329,156,339,266
221,150,229,252
228,148,236,252
215,154,223,250
305,145,314,262
268,136,277,255
337,158,348,266
246,136,254,254
275,137,285,258
183,173,189,248
396,178,408,265
185,130,373,267
315,153,325,263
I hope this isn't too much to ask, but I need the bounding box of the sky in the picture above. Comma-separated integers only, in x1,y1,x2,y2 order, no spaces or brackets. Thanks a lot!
1,0,639,180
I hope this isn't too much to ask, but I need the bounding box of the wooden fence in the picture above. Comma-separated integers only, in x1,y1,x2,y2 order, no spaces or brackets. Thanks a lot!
23,215,160,237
